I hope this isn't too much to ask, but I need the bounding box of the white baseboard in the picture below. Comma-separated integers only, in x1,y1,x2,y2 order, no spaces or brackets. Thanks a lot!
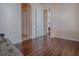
31,33,47,38
15,33,46,44
15,35,79,44
53,35,79,42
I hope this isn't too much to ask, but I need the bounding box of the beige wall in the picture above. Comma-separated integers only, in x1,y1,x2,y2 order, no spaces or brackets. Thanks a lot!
51,3,79,41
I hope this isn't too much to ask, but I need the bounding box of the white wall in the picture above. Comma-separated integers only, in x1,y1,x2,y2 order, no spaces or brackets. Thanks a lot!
0,3,21,44
52,3,79,41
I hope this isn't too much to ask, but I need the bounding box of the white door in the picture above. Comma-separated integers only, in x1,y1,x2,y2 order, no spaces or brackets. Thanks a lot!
36,8,44,37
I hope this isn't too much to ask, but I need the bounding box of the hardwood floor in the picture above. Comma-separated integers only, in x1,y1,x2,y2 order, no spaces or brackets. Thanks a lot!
16,35,79,56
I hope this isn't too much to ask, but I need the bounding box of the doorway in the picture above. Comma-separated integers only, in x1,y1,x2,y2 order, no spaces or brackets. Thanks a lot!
43,9,51,36
21,3,32,41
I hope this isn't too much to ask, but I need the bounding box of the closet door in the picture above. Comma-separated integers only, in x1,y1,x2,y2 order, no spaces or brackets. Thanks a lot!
36,8,44,37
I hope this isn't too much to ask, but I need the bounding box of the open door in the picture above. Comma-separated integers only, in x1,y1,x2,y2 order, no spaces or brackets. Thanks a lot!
43,9,48,35
36,8,44,37
43,9,51,36
21,3,32,41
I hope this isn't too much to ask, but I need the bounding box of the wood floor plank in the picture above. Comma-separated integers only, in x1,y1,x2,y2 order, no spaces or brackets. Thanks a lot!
16,35,79,56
